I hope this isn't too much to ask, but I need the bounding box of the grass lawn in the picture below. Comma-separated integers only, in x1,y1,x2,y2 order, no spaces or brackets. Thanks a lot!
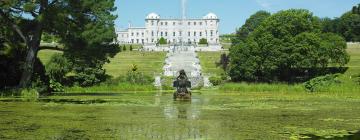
37,50,62,65
37,49,166,78
104,51,166,78
119,44,143,50
197,51,228,76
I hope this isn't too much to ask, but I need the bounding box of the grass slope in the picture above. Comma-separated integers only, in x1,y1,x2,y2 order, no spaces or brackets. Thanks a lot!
38,50,166,78
197,51,227,76
104,51,166,78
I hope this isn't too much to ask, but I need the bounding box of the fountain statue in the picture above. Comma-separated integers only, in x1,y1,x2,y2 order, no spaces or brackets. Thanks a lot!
173,70,191,100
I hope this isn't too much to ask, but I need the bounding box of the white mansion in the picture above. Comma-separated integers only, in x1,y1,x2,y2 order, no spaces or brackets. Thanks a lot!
116,12,220,45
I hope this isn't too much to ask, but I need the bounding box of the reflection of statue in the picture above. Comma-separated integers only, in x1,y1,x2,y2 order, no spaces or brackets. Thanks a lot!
173,70,191,100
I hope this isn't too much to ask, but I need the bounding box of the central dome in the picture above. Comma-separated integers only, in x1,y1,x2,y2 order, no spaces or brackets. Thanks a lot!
146,13,160,19
203,13,218,19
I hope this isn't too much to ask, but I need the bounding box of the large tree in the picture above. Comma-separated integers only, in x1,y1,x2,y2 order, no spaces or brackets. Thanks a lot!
321,3,360,42
0,0,118,88
229,9,349,82
232,11,270,46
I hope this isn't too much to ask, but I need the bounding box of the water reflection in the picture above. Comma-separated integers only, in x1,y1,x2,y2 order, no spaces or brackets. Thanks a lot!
163,97,201,120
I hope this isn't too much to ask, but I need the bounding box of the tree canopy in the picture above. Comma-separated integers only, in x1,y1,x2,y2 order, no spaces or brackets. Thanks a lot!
0,0,119,90
232,11,271,46
229,9,349,82
321,3,360,42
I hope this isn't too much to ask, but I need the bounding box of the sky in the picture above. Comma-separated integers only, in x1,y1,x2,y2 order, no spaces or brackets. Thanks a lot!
115,0,359,34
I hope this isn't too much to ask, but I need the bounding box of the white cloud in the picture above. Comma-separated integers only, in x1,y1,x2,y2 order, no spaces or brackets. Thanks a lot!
256,0,272,9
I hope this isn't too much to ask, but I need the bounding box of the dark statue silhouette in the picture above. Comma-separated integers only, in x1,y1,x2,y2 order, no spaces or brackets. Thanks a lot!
173,70,191,100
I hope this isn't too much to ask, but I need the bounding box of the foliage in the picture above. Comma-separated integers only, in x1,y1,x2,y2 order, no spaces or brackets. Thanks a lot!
353,73,360,85
337,11,360,42
66,43,120,87
41,32,59,43
216,53,230,71
158,37,167,45
321,3,360,42
123,45,127,51
46,54,72,91
209,76,224,86
123,64,153,85
0,0,118,88
20,89,39,101
229,9,349,82
304,74,341,92
232,11,271,46
129,45,133,51
104,64,153,86
199,38,208,45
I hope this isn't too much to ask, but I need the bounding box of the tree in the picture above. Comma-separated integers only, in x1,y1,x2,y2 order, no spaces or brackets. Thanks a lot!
123,45,127,51
198,38,208,45
129,45,133,51
232,11,270,46
158,37,167,45
0,0,118,88
229,9,349,82
321,3,360,42
216,53,230,71
337,12,360,42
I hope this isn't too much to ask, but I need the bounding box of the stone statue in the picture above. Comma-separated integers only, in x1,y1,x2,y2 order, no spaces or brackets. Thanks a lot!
173,70,191,99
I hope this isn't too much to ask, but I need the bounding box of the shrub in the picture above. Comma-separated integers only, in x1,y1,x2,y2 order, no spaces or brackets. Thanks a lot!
46,54,72,91
158,37,167,45
353,73,360,85
118,45,122,52
21,89,39,101
209,76,224,86
105,64,153,85
130,45,133,51
123,45,127,51
304,74,341,92
199,38,208,45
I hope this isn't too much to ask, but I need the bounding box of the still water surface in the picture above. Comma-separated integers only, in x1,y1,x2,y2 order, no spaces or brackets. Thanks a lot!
0,92,360,139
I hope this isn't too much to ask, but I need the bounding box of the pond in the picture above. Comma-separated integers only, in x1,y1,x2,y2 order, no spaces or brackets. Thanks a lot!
0,92,360,139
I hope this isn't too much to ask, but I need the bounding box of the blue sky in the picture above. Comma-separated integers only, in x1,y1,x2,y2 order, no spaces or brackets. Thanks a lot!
115,0,359,34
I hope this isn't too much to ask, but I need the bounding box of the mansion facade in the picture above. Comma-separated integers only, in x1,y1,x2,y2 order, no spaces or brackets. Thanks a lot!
116,12,220,45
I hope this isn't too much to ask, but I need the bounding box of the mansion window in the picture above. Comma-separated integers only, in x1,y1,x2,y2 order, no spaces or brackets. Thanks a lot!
161,22,163,25
151,31,154,36
179,31,182,36
188,32,191,36
211,30,213,36
200,22,202,25
188,22,191,25
136,32,139,36
131,32,134,36
165,22,168,26
173,22,176,25
151,21,154,26
194,22,196,25
194,31,196,36
173,32,176,36
165,32,168,36
161,32,163,36
142,32,144,37
200,32,202,37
